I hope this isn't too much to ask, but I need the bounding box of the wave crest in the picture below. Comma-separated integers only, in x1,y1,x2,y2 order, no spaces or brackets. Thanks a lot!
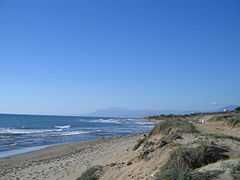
0,128,62,135
54,125,71,129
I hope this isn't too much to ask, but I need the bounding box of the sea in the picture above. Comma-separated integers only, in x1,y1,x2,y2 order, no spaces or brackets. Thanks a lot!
0,114,154,158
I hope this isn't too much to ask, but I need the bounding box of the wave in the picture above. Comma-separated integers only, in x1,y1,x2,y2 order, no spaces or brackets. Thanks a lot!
60,131,90,136
54,125,71,129
134,121,155,125
92,119,121,124
0,128,62,135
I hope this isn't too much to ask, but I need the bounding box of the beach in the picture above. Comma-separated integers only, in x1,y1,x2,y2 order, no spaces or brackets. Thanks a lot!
1,112,240,180
0,135,140,180
0,114,153,180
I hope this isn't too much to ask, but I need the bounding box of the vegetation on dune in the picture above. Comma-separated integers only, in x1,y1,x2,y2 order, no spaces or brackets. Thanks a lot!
145,112,224,121
188,170,224,180
156,169,222,180
76,166,103,180
236,107,240,112
155,144,229,180
133,135,148,151
232,162,240,180
146,114,197,121
134,120,197,151
150,120,199,136
210,114,240,127
204,133,240,142
134,113,240,179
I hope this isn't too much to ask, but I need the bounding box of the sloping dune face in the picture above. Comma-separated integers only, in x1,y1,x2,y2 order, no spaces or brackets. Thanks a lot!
86,113,240,180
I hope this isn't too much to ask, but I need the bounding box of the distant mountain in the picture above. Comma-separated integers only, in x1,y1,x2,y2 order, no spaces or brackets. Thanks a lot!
217,105,239,112
86,108,161,118
85,105,240,118
86,108,198,118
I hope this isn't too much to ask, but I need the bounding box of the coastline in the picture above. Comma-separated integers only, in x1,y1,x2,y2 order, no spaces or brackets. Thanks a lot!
0,134,142,180
1,112,240,180
0,145,52,159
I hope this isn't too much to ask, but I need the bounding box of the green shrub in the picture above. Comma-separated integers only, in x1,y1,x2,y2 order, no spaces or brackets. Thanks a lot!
76,166,103,180
210,115,240,127
155,144,229,180
133,135,148,151
150,120,198,136
235,107,240,112
188,170,223,180
205,133,240,142
146,114,195,121
228,117,240,127
231,162,240,180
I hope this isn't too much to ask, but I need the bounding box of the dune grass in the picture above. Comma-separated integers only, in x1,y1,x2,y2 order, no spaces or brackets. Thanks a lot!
150,120,199,136
232,162,240,180
204,133,240,142
210,114,240,127
133,135,148,151
187,170,224,180
76,166,103,180
236,107,240,113
155,144,229,180
134,120,197,151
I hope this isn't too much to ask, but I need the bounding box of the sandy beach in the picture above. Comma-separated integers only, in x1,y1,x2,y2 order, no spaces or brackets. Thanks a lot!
0,135,140,180
1,112,240,180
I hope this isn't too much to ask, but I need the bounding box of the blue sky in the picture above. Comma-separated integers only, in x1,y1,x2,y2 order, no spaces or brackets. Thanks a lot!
0,0,239,115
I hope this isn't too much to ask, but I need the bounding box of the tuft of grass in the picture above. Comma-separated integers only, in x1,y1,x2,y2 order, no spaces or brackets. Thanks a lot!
155,144,229,180
155,166,223,180
188,170,223,180
235,107,240,113
210,114,240,127
150,120,199,136
76,166,103,180
133,135,148,151
227,117,240,127
231,162,240,180
146,114,199,121
204,133,240,142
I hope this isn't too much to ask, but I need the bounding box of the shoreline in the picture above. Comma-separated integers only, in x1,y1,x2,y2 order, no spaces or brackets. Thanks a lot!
0,133,143,159
0,145,52,159
0,134,142,180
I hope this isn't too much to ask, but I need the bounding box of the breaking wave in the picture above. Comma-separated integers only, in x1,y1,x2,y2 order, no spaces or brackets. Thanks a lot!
0,128,62,135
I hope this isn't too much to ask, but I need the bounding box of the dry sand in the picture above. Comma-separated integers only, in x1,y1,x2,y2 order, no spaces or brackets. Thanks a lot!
0,135,140,180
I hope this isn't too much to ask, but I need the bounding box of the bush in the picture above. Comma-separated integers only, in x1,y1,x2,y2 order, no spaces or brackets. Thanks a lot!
133,135,148,151
232,162,240,180
205,133,240,142
210,115,240,127
155,144,229,180
150,120,198,136
76,166,103,180
188,170,223,180
146,114,195,121
236,107,240,112
228,117,240,127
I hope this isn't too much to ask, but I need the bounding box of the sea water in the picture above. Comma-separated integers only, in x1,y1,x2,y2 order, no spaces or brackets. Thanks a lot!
0,114,154,158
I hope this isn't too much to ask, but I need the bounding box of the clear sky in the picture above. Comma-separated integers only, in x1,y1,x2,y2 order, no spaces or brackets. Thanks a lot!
0,0,239,115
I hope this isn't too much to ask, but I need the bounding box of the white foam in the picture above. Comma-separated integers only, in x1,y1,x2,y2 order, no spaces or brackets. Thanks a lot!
55,125,71,129
61,131,89,136
0,128,62,134
135,121,154,125
92,119,121,124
